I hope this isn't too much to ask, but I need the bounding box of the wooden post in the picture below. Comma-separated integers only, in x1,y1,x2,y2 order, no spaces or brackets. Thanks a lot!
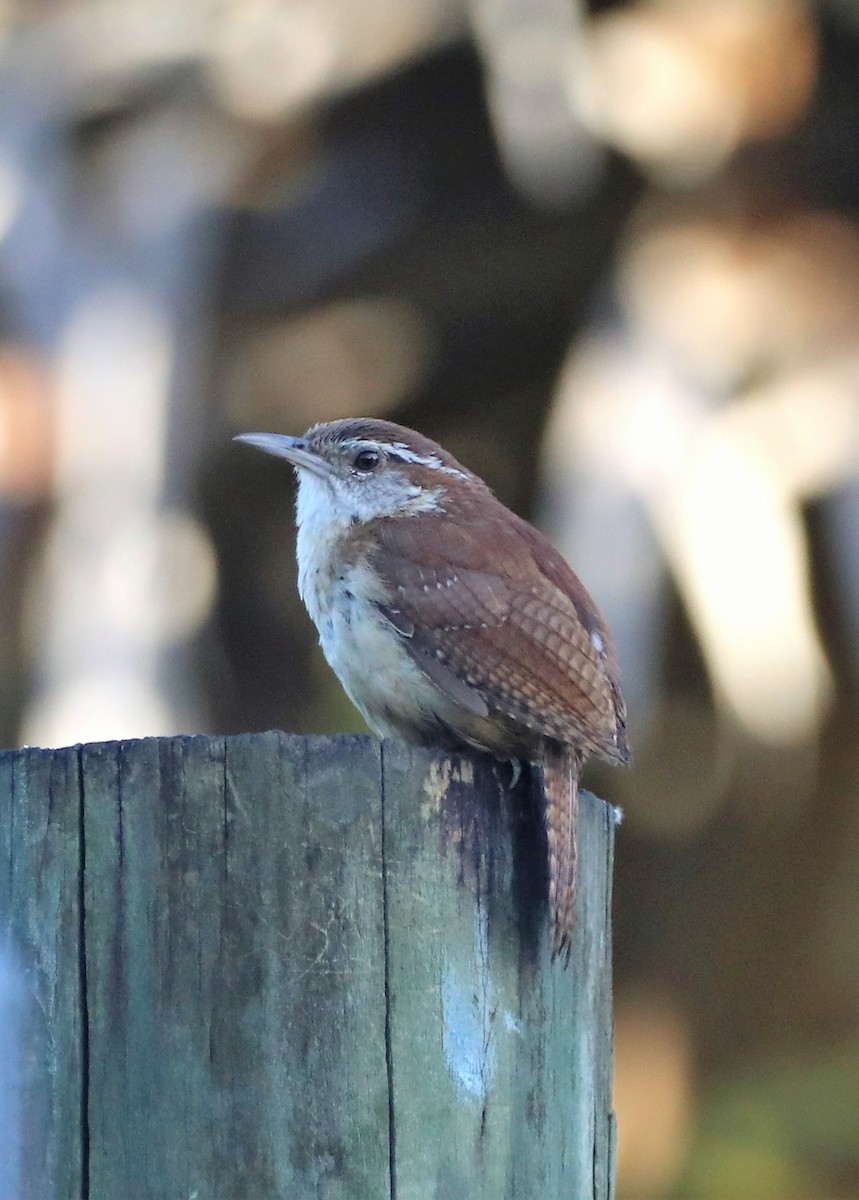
0,732,616,1200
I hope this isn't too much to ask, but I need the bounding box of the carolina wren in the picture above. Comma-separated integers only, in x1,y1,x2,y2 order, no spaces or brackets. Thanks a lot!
236,419,629,963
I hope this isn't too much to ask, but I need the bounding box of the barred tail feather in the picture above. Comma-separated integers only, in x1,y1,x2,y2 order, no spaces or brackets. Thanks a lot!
542,746,582,967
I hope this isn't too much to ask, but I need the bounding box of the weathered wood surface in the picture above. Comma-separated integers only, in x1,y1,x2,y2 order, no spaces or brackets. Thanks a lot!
0,732,616,1200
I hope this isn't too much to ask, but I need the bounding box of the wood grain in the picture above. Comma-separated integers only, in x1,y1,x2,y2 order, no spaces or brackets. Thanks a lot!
0,732,615,1199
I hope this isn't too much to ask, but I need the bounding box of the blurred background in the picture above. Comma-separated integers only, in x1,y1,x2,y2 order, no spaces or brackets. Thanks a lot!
0,0,858,1195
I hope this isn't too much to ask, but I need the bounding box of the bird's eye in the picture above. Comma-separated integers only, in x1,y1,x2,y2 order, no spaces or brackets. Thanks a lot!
353,448,381,473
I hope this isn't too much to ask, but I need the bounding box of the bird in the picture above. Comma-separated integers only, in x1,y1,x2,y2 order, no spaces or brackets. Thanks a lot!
235,418,629,963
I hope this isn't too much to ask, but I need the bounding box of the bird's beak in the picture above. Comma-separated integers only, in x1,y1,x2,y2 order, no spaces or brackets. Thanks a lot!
233,433,335,480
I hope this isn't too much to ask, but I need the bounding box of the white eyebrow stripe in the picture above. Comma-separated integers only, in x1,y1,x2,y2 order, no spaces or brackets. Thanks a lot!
387,442,470,480
334,436,471,480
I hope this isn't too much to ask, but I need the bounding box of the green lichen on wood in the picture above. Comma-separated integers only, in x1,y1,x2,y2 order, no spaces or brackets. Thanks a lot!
0,732,615,1200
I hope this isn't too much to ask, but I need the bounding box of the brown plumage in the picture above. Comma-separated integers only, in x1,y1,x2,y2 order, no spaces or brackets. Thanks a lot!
236,417,630,963
356,458,628,963
542,745,581,964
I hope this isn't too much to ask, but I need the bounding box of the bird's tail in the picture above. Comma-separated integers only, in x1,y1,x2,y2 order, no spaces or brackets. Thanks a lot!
541,745,582,966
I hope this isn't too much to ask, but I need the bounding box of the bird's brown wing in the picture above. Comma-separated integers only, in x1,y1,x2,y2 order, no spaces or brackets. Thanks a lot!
365,505,629,763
